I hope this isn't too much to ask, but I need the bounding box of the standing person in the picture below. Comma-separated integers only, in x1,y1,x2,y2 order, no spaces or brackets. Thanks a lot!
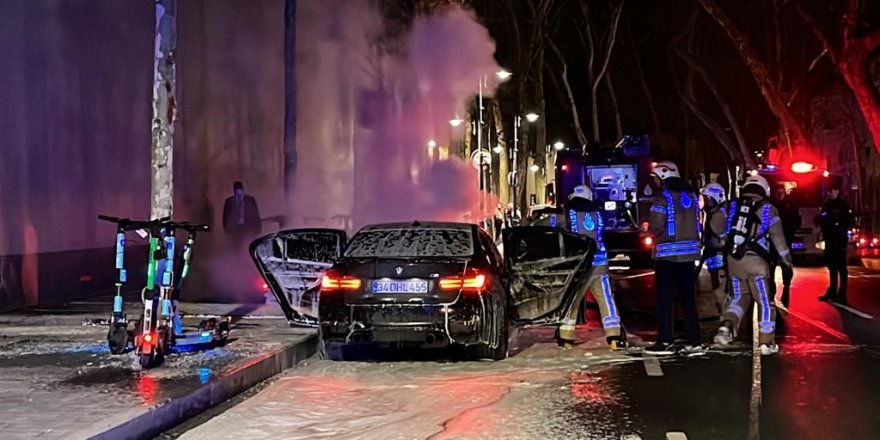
558,185,628,351
222,181,262,251
818,181,852,305
714,175,792,355
646,161,703,354
772,185,800,307
696,183,729,311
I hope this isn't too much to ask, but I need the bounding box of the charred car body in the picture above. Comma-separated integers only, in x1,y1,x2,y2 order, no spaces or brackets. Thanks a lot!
251,222,596,360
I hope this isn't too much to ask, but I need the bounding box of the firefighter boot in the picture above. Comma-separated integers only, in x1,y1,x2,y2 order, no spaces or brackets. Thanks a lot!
557,319,576,350
607,326,629,351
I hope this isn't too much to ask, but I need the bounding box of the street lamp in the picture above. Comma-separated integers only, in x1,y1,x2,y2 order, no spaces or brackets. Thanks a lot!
493,145,503,154
427,139,437,149
496,69,512,81
529,164,540,173
553,141,565,151
525,113,540,123
449,116,463,127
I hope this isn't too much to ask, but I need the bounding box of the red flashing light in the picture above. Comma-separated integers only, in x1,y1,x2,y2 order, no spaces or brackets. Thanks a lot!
144,333,153,343
643,237,654,247
439,269,487,292
860,238,867,245
561,164,569,172
261,282,270,291
321,272,362,292
791,161,815,174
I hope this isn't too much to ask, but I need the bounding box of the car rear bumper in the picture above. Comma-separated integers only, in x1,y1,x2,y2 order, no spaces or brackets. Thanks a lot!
319,296,486,347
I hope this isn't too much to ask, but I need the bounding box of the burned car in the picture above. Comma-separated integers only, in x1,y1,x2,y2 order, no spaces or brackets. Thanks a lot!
250,222,596,360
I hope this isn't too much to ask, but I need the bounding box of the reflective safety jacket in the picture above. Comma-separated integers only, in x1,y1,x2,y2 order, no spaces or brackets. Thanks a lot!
566,199,608,272
648,182,702,262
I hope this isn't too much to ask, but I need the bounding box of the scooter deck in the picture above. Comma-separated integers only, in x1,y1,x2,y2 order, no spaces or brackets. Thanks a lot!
172,331,227,353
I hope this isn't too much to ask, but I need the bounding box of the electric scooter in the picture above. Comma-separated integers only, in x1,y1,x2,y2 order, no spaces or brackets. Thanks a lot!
97,216,230,368
165,222,230,351
97,215,170,355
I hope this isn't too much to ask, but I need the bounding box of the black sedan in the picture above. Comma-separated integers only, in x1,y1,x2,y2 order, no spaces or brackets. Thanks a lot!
250,221,596,360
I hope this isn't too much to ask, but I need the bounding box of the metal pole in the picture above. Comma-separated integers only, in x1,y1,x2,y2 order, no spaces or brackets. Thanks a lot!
512,115,519,218
478,76,484,192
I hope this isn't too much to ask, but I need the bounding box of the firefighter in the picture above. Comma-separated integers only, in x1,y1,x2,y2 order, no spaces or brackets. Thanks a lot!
818,180,852,305
714,175,792,355
558,185,628,351
646,161,703,354
696,183,729,312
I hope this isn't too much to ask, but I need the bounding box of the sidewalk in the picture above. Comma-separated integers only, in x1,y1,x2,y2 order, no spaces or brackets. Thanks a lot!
0,298,315,440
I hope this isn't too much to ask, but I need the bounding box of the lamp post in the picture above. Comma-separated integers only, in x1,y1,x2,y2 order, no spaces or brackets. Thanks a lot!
511,113,539,217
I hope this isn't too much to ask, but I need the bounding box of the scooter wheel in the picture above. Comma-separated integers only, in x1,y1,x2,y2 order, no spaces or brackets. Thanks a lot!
108,325,129,355
139,353,154,369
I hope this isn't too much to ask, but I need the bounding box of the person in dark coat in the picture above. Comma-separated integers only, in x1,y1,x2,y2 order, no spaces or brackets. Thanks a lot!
818,181,852,305
222,181,262,251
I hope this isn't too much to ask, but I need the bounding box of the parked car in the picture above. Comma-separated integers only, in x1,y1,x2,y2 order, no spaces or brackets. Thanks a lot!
250,222,596,360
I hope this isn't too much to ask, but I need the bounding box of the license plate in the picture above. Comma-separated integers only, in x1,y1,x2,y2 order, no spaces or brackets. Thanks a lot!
372,280,429,294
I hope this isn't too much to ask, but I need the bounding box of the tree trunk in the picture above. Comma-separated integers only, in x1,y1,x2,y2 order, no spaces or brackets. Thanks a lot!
794,0,880,156
697,0,806,147
628,29,662,138
283,0,297,214
150,0,177,220
588,1,623,143
493,102,510,206
674,50,754,167
550,41,588,147
605,69,623,140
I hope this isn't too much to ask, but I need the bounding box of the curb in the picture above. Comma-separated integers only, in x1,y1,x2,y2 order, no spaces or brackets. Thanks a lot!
88,333,318,440
862,258,880,272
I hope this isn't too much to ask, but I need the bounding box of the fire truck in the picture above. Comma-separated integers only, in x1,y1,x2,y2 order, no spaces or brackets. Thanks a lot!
756,140,842,263
553,135,655,266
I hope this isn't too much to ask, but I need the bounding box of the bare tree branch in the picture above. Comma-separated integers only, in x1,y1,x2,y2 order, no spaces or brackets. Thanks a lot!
627,26,662,138
697,0,807,147
549,40,589,147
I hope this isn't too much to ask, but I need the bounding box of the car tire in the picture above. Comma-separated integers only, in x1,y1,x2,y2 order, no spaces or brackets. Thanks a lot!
472,302,509,361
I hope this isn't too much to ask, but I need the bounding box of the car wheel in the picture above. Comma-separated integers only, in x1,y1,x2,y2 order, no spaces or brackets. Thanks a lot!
472,301,509,361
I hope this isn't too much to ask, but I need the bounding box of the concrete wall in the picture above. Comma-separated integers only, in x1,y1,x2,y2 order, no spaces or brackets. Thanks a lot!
0,0,287,310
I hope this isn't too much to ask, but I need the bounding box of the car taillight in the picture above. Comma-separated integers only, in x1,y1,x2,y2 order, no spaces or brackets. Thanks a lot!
439,269,487,292
321,272,362,292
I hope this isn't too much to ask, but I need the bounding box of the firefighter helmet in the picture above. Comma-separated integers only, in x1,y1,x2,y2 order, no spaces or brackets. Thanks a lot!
701,183,727,204
651,161,680,180
743,175,771,197
569,185,593,201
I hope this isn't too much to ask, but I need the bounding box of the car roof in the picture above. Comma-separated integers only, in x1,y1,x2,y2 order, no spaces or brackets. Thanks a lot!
357,221,476,232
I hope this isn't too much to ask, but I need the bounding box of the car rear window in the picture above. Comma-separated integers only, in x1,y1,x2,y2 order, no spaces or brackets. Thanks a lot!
344,228,474,258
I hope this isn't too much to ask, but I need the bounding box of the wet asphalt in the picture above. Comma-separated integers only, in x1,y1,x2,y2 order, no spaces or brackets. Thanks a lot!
164,265,880,440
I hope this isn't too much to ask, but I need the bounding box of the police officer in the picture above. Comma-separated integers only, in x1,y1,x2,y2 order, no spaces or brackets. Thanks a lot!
714,175,792,355
697,183,729,311
818,181,852,305
558,185,628,350
646,161,703,354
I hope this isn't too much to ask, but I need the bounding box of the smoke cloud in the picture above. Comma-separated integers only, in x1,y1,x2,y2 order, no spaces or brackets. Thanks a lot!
291,1,501,231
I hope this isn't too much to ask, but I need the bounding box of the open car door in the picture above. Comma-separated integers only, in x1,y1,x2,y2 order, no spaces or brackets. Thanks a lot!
503,226,596,326
250,229,346,327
